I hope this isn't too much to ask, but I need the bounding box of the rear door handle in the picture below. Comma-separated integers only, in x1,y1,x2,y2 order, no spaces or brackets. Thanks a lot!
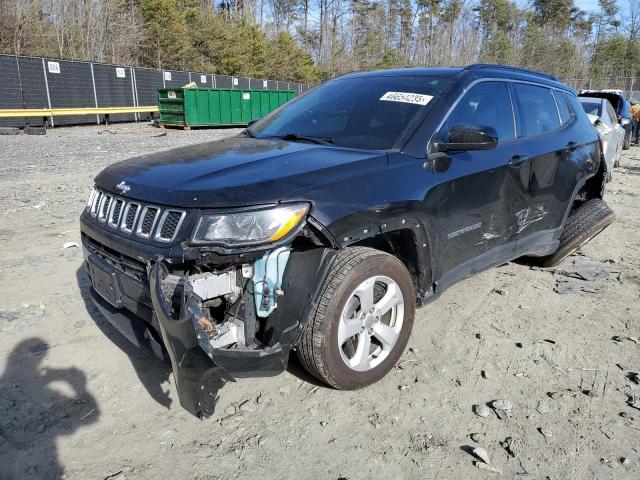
565,141,579,152
508,154,529,166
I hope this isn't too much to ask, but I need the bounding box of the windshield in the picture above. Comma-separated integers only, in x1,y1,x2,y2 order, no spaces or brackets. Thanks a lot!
580,101,601,116
251,75,453,150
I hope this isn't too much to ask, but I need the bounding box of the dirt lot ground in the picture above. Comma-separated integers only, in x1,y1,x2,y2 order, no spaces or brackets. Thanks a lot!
1,122,639,480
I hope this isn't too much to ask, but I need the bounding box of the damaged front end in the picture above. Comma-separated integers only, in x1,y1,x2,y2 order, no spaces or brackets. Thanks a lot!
148,246,336,418
81,193,339,417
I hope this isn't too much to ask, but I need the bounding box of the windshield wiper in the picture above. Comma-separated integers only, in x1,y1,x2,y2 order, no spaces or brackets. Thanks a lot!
271,133,335,144
243,127,256,138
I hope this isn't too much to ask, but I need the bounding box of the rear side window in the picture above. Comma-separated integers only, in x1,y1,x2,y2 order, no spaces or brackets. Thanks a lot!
605,101,618,125
553,91,574,125
607,102,618,123
580,100,601,116
441,81,515,142
566,93,594,127
512,84,561,137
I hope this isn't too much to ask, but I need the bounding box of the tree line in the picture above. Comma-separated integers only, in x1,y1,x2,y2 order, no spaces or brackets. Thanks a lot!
0,0,639,86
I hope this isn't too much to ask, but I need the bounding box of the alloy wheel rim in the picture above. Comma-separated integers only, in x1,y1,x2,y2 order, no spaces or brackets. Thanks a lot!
337,275,404,372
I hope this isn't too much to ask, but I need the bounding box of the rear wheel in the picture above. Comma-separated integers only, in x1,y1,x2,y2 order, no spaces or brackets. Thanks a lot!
540,198,615,267
623,131,631,150
24,126,46,135
0,127,19,135
297,247,415,389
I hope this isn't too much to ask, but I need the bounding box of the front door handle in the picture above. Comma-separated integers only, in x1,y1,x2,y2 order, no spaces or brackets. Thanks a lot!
508,154,529,166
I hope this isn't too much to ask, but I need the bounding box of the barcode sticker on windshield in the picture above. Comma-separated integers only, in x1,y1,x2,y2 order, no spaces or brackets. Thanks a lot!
380,91,433,106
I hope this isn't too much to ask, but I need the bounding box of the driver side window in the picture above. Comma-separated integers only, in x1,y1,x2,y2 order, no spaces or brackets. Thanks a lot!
442,81,515,143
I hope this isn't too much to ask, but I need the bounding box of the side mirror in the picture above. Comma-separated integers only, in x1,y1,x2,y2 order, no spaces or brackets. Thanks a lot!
620,118,631,126
436,124,498,152
247,118,260,127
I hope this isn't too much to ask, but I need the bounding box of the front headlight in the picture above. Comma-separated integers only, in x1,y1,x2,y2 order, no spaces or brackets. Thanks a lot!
192,203,310,246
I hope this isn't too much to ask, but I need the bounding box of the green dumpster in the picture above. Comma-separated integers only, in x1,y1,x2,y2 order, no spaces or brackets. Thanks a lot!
157,88,296,128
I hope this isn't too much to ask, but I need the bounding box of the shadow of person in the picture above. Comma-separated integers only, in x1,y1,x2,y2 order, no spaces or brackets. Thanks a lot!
74,261,318,417
0,338,99,480
75,267,173,410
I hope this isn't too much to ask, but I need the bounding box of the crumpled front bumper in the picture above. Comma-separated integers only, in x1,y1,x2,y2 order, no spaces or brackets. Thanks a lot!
83,233,337,417
147,261,287,417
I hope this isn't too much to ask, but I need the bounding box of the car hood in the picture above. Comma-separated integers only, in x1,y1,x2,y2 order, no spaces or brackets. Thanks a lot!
94,137,388,207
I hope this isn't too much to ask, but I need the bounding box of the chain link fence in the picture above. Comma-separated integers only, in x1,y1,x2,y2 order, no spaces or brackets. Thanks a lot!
0,54,313,128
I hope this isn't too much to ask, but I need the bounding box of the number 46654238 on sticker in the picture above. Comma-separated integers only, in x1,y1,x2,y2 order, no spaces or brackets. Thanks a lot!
380,91,433,106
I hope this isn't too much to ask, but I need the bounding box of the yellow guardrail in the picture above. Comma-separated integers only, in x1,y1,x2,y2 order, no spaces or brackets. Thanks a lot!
0,106,159,118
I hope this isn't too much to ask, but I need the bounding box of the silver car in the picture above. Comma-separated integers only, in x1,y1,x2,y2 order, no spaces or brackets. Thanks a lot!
579,96,624,176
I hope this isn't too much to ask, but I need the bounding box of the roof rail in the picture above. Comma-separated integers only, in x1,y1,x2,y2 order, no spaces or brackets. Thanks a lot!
464,64,559,82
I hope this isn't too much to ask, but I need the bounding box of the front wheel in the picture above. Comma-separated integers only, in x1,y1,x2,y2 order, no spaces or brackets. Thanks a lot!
297,247,415,390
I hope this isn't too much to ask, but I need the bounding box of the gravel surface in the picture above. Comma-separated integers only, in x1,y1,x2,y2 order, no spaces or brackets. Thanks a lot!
1,123,639,479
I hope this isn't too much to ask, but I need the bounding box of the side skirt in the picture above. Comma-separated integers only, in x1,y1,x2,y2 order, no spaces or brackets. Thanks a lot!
421,228,561,305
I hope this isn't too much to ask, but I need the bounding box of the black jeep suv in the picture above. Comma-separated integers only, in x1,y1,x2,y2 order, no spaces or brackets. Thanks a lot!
81,64,614,416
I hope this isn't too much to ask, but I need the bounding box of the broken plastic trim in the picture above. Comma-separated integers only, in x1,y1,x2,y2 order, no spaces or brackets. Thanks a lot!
146,247,338,417
148,260,234,418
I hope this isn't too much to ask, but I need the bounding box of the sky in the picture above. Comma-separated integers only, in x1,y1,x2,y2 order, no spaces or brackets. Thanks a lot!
573,0,632,15
513,0,633,16
574,0,602,11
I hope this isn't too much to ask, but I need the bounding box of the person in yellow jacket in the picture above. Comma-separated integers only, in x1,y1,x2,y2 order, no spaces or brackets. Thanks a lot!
631,101,640,145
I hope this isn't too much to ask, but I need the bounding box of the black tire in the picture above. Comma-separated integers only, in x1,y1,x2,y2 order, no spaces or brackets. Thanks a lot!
24,126,46,135
541,199,615,268
297,246,415,390
0,127,20,135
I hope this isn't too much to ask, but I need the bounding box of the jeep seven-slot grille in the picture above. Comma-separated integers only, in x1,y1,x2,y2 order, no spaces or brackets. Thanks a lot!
99,195,111,220
91,191,103,215
138,207,159,237
87,188,186,242
160,211,182,239
108,199,124,227
123,204,139,231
